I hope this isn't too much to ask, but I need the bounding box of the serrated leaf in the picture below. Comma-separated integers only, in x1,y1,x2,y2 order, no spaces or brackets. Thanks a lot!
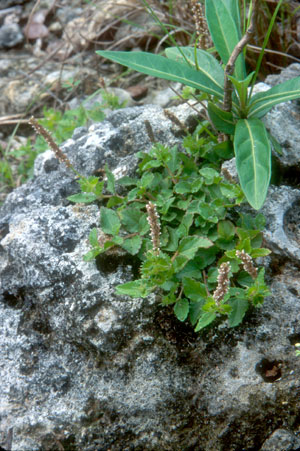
228,298,249,327
173,255,189,273
174,181,192,194
100,207,121,235
195,311,216,332
67,192,98,203
89,227,99,247
97,50,224,98
178,235,213,259
83,248,101,261
234,119,271,210
183,277,207,301
250,248,271,258
174,298,189,322
163,226,179,252
116,280,152,298
178,213,194,237
105,164,115,194
189,300,206,326
120,207,143,233
107,196,124,208
118,176,138,186
121,235,142,255
217,220,236,239
199,167,220,183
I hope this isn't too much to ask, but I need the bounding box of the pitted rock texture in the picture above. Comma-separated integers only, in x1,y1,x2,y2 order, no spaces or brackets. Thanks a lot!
261,63,300,170
1,100,300,451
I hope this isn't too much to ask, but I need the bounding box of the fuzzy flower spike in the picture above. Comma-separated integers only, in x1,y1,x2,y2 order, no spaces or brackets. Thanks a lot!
146,202,161,256
28,116,73,170
236,250,258,279
213,262,231,304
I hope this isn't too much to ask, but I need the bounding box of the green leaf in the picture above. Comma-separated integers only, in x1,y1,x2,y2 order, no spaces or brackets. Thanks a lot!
121,236,142,255
100,207,121,235
228,298,249,327
223,0,242,37
189,300,206,326
96,50,224,99
174,181,192,194
248,76,300,118
178,235,213,259
107,196,124,208
199,167,220,184
173,255,189,273
174,298,189,322
195,311,216,332
89,227,99,247
205,0,245,79
183,277,207,301
165,46,224,90
250,248,271,258
83,248,101,261
177,213,194,237
228,72,255,107
118,176,138,186
67,192,98,203
163,226,179,252
207,102,236,135
116,280,152,298
217,220,235,239
105,164,116,194
120,207,145,233
234,119,271,210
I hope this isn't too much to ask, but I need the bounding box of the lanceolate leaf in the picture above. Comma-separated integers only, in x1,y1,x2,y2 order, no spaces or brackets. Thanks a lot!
165,47,224,91
234,119,271,210
96,50,224,99
207,102,236,134
223,0,242,38
205,0,246,79
248,76,300,118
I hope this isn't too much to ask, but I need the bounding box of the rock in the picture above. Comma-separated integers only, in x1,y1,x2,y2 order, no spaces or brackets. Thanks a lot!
261,63,300,169
260,429,300,451
1,100,300,450
261,185,300,263
0,23,23,49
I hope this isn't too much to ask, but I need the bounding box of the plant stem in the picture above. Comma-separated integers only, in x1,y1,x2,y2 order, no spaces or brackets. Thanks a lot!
223,0,259,112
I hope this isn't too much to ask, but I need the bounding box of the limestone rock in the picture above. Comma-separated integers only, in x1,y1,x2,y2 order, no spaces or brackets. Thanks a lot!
1,101,300,450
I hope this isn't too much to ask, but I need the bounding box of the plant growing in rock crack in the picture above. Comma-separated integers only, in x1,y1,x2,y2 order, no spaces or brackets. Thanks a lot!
96,0,300,210
29,103,271,333
66,122,270,331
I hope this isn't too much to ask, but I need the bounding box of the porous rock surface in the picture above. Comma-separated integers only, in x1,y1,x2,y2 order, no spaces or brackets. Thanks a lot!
1,91,300,450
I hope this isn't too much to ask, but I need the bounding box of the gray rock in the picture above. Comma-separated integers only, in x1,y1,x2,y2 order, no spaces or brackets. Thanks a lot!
261,185,300,263
0,23,23,48
261,63,300,169
260,428,300,451
1,101,300,450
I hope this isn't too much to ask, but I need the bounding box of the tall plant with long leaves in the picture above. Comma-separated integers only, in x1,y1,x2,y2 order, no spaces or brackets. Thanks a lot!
97,0,300,210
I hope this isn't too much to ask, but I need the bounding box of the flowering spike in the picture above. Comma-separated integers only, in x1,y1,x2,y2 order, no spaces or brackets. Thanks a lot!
146,202,161,255
213,262,231,304
236,250,258,279
28,116,72,169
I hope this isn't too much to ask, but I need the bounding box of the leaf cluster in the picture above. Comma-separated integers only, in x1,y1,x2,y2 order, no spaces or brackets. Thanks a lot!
70,123,271,331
